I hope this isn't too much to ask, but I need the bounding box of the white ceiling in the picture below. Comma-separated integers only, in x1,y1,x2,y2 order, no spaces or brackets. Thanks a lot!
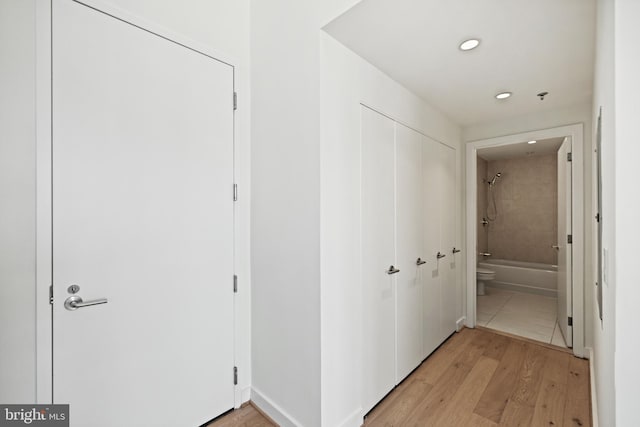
478,137,565,161
324,0,596,127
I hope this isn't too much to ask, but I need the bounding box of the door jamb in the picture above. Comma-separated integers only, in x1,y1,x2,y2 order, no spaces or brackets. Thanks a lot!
464,123,585,358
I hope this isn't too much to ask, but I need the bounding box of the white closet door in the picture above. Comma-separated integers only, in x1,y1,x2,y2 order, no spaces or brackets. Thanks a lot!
361,106,396,413
440,145,458,340
422,136,443,357
395,124,424,382
52,1,234,426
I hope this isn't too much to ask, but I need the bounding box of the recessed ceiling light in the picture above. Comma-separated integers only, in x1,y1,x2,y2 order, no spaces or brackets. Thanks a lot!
459,39,480,51
495,92,512,100
527,140,537,144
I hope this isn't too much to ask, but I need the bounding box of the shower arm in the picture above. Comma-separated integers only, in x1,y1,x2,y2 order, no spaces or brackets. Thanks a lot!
488,172,502,187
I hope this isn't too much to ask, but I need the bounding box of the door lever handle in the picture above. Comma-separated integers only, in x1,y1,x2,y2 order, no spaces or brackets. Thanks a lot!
416,258,427,266
387,265,400,275
437,252,446,259
64,295,108,311
452,247,461,254
551,245,560,250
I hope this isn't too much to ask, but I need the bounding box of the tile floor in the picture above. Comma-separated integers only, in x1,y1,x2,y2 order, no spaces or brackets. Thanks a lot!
477,286,567,348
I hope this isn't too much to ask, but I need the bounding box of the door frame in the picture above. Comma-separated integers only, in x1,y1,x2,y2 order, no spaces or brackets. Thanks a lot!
35,0,249,405
464,123,585,358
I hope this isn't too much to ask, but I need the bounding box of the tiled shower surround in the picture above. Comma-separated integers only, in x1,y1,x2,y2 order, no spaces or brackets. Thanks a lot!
477,157,489,254
479,154,558,265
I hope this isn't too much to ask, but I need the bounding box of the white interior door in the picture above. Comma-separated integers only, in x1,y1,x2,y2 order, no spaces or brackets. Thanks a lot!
422,136,443,357
557,137,573,347
395,123,423,383
52,1,235,426
440,145,457,341
361,106,396,413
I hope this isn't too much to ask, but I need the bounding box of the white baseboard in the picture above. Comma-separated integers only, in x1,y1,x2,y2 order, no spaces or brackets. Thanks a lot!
586,347,599,427
336,407,363,427
456,317,466,332
251,387,303,427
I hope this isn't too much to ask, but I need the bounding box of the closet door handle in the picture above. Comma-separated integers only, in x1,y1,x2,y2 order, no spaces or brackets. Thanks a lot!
436,252,446,259
416,258,427,266
452,247,461,254
387,265,400,275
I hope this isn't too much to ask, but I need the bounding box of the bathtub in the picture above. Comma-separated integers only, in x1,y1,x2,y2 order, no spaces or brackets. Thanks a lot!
478,259,558,297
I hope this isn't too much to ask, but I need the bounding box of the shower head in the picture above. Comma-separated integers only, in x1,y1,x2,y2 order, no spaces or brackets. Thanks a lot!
489,172,502,186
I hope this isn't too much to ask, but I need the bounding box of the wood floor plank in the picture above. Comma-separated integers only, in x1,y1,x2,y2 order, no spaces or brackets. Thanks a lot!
437,327,473,353
413,344,462,386
401,332,494,426
466,413,499,427
531,377,567,427
364,368,415,423
563,356,591,427
430,356,499,427
511,343,547,406
413,329,476,386
402,359,473,426
529,348,573,427
497,343,548,426
482,333,511,362
365,375,433,427
473,339,528,423
206,404,276,427
498,399,535,427
456,329,497,367
366,329,490,426
544,347,572,385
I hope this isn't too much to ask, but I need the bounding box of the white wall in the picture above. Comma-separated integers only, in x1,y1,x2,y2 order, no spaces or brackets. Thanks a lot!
613,0,640,425
320,34,462,427
464,103,594,351
249,1,462,425
249,2,381,425
591,0,615,425
464,103,593,143
0,0,37,403
250,2,323,425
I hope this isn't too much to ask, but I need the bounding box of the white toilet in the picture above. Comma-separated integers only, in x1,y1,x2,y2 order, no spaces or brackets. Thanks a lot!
476,268,496,296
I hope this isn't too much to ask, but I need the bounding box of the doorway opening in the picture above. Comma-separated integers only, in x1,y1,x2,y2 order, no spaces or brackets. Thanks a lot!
465,124,585,358
475,137,570,348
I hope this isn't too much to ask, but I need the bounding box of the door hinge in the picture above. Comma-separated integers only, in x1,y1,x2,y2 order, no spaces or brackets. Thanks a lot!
233,92,238,111
233,183,238,201
596,213,601,223
568,316,573,326
567,234,573,244
233,275,238,293
567,152,572,162
49,285,53,305
233,366,238,385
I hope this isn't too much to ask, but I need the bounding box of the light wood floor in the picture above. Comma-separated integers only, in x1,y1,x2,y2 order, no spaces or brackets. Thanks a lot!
205,403,275,427
208,327,591,427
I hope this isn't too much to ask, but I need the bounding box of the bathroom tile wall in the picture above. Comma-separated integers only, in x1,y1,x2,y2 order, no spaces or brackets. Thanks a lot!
477,157,488,254
487,154,558,265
